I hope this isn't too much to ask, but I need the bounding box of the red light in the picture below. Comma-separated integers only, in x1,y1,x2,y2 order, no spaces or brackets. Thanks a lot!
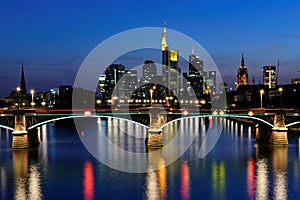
248,111,254,116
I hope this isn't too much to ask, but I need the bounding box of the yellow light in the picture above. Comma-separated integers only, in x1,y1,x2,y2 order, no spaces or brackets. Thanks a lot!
170,50,178,61
16,87,21,92
260,89,264,94
279,87,283,92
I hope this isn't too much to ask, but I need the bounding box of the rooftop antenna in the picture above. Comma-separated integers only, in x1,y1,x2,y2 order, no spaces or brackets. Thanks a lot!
192,43,194,55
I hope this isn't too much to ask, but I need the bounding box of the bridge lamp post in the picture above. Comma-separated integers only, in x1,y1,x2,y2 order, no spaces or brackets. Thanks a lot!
150,89,153,107
260,89,264,111
30,89,35,108
279,87,283,115
16,87,21,110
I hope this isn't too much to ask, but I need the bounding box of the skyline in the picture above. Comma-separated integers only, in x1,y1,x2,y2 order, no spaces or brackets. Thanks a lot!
1,0,300,97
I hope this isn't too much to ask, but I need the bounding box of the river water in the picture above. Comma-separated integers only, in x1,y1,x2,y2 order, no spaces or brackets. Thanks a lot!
1,117,300,199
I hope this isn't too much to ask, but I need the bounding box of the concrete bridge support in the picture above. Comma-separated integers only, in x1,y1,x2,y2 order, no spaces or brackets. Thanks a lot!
147,107,165,148
269,114,288,145
12,112,40,149
12,113,29,149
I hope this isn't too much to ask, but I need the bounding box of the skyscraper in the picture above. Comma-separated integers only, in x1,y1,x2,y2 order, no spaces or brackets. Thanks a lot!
162,22,169,76
207,71,216,94
99,74,106,99
188,49,203,98
170,49,179,95
142,60,157,84
189,47,204,77
161,22,170,97
236,53,248,89
104,64,125,99
124,70,138,98
263,65,277,89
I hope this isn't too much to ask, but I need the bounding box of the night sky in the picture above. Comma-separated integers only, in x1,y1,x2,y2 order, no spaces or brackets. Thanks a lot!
1,0,300,97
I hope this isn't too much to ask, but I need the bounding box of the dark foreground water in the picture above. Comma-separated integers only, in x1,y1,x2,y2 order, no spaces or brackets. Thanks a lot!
1,117,300,200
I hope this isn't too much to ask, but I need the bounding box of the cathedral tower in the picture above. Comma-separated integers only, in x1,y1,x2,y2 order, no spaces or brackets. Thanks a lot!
236,53,248,89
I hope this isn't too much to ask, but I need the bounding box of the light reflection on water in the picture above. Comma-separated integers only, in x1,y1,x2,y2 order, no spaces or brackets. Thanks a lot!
1,117,300,199
12,148,42,200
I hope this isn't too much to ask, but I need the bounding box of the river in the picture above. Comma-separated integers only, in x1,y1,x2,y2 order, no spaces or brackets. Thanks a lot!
1,117,300,199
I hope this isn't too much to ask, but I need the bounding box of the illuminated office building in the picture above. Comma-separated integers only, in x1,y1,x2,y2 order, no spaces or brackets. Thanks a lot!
263,65,277,89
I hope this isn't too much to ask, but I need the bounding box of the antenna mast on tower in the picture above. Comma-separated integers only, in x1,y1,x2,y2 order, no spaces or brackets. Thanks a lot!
276,60,280,86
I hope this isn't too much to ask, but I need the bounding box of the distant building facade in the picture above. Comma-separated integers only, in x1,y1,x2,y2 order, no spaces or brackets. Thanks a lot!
58,85,73,108
292,78,300,84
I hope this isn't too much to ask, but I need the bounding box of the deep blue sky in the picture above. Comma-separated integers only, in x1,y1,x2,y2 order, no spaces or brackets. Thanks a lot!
1,0,300,97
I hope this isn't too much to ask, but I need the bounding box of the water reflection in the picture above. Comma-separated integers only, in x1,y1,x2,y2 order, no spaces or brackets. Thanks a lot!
181,161,190,200
253,145,288,200
255,158,268,200
146,149,167,200
0,167,7,198
83,161,95,200
2,117,299,199
247,158,255,199
212,161,226,200
12,148,42,200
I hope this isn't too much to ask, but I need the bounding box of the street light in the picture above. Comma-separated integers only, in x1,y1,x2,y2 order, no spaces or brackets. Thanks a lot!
150,89,153,106
30,89,35,107
260,89,264,111
278,87,283,117
16,87,21,109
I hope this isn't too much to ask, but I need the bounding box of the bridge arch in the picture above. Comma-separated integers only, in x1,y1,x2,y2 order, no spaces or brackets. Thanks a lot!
286,121,300,128
0,124,14,131
160,115,212,129
28,115,148,130
160,114,274,129
223,114,274,128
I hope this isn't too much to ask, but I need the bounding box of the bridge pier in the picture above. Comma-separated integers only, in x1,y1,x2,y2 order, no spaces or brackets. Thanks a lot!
270,114,288,145
146,107,165,148
12,112,29,149
11,111,40,149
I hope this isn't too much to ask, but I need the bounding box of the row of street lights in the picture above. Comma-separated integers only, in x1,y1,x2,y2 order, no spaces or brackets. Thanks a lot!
15,87,36,108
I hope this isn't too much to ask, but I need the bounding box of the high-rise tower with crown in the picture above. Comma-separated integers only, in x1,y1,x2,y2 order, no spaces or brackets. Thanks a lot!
162,22,169,82
236,53,248,89
161,22,180,97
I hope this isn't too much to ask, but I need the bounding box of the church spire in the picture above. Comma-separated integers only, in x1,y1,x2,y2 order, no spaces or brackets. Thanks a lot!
20,62,27,94
241,53,245,67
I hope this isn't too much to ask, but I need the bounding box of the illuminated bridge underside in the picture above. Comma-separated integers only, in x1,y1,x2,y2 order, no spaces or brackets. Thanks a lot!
27,114,276,130
1,113,300,130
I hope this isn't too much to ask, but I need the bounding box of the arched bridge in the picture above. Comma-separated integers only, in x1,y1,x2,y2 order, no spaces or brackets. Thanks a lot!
1,108,300,148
